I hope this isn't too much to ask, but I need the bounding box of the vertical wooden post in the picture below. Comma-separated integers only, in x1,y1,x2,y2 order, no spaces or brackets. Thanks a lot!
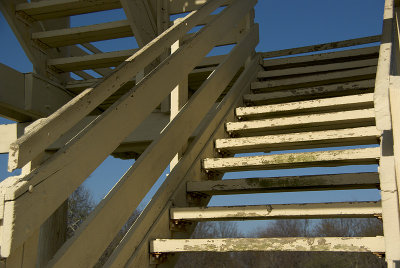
170,20,188,168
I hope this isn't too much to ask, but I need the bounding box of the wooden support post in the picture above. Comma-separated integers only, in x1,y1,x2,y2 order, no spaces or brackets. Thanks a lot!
170,20,188,168
390,76,400,207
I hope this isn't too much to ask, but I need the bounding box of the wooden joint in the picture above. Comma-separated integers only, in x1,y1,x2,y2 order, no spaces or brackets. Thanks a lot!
373,252,385,258
32,39,51,52
150,252,171,264
15,10,35,25
187,191,209,204
169,219,192,232
374,214,383,221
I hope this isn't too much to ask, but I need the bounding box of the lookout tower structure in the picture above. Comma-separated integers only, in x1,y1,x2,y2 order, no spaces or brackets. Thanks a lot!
0,0,400,267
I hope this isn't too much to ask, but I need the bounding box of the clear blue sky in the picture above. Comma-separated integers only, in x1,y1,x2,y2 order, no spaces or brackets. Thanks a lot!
0,0,385,232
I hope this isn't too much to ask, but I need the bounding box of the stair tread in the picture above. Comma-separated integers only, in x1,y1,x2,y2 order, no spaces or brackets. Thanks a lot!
216,126,380,153
32,20,132,48
258,58,377,79
236,93,374,119
170,201,382,221
202,147,380,172
150,237,385,253
226,109,376,135
243,79,375,105
187,172,380,195
16,0,121,20
48,49,138,72
251,66,377,92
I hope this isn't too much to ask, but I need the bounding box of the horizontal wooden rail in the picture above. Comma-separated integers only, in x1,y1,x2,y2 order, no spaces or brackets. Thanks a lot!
48,22,258,268
1,0,257,258
8,0,228,172
262,35,381,59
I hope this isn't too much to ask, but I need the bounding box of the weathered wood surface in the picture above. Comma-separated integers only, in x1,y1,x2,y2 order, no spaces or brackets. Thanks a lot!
32,20,133,47
45,11,258,268
244,80,375,105
150,237,385,253
186,173,380,195
374,0,395,131
389,76,400,203
203,147,380,172
170,201,382,221
258,59,378,79
8,0,226,172
262,35,381,59
215,127,380,154
263,46,379,69
226,109,376,136
104,56,261,268
252,66,377,92
236,93,374,119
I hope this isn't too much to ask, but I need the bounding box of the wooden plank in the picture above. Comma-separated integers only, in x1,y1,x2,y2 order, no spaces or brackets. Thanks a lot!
150,237,385,253
389,76,400,204
258,59,378,79
169,0,231,14
15,0,121,21
8,0,226,172
48,49,139,72
236,93,374,119
3,1,256,262
186,172,380,195
262,35,381,59
68,45,113,76
215,127,380,154
104,56,261,268
32,20,133,48
251,66,377,92
243,80,375,106
170,201,382,221
374,0,395,131
226,109,376,136
263,46,379,69
202,147,380,173
120,0,156,46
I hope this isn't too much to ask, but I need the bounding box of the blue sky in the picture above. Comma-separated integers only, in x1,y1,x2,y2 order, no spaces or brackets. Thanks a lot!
0,0,385,232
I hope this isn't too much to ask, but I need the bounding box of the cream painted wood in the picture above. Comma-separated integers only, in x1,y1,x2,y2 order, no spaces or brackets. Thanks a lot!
226,109,376,136
170,201,382,221
263,46,379,68
258,59,378,79
169,0,231,15
45,21,258,267
261,35,381,59
120,0,156,47
252,66,377,92
203,147,380,173
32,20,132,47
150,237,385,253
244,80,376,105
215,127,380,154
375,0,395,131
8,0,227,172
389,76,400,204
105,57,260,267
186,173,380,195
68,45,113,76
236,93,374,119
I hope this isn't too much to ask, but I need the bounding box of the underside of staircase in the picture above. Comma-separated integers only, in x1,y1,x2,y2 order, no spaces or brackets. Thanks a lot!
0,0,400,267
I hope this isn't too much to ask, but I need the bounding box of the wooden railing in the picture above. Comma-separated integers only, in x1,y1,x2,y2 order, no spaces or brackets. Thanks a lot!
0,0,259,265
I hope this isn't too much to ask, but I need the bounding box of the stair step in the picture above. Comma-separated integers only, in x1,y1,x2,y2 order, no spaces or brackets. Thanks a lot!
16,0,121,21
215,127,380,154
251,66,377,92
236,93,374,119
226,109,375,136
170,201,381,221
48,49,138,72
258,59,377,79
263,46,379,69
150,237,385,253
202,147,380,173
243,79,375,106
32,20,132,48
187,172,380,195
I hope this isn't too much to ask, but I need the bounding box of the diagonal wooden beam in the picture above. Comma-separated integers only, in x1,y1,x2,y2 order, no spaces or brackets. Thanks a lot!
120,0,157,46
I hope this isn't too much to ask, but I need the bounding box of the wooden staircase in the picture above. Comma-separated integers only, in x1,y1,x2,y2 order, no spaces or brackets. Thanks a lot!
0,0,400,267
